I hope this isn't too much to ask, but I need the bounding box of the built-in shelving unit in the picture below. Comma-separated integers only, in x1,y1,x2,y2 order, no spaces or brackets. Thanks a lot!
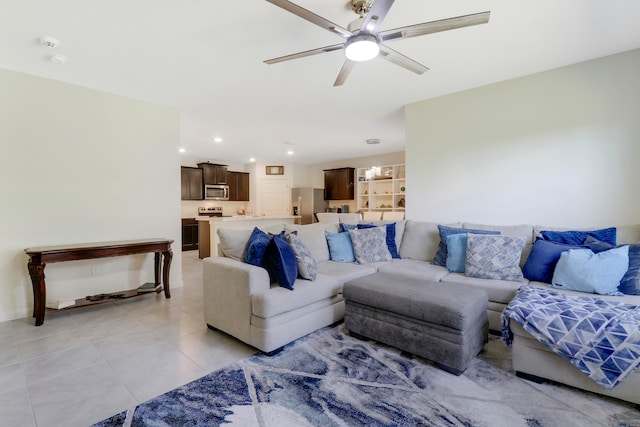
356,164,405,213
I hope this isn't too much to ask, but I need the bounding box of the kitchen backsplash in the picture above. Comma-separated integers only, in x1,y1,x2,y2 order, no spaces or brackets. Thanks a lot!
181,200,250,218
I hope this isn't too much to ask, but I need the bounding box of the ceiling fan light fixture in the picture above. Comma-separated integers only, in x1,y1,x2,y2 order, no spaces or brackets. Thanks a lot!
345,33,380,62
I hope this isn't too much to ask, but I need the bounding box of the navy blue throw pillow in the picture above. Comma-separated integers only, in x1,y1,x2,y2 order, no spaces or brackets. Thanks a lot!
522,238,584,283
620,244,640,295
243,227,270,267
357,223,400,259
433,225,499,266
582,235,615,253
540,227,616,246
263,232,298,290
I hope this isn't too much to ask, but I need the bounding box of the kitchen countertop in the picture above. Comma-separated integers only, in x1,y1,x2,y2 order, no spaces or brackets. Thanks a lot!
196,215,300,221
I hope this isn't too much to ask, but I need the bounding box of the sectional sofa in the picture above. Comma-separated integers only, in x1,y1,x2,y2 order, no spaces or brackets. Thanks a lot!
202,219,640,405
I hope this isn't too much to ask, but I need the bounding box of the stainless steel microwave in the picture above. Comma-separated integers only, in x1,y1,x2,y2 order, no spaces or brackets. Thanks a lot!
204,184,229,201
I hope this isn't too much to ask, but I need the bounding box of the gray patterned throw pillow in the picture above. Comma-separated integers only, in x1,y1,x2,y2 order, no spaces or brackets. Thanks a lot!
465,234,525,281
348,227,392,264
286,232,317,280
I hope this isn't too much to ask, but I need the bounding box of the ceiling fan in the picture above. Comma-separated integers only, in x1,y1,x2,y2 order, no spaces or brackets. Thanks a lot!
264,0,490,86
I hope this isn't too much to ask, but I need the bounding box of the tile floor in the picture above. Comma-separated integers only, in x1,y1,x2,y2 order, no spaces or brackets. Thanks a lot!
1,252,638,426
0,251,256,427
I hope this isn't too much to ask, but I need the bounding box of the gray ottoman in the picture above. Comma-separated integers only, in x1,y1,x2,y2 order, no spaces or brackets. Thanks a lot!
343,272,488,375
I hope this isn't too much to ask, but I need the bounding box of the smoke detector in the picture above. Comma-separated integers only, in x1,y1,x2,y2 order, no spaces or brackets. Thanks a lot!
40,36,59,48
366,138,381,145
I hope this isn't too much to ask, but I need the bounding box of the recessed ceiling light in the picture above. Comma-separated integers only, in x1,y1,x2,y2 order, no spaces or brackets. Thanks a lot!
249,157,256,162
179,148,186,153
366,138,381,145
287,150,294,156
213,137,222,143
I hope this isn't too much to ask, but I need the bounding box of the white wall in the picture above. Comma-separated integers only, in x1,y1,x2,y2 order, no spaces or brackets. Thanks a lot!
0,68,181,322
406,48,640,227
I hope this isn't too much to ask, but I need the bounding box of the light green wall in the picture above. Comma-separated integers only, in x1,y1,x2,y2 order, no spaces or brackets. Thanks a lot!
406,48,640,227
0,68,181,321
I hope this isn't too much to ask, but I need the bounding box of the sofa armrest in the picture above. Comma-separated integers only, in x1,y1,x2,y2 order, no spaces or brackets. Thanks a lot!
202,256,271,345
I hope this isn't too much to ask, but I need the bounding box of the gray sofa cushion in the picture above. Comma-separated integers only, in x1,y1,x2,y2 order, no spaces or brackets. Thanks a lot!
400,220,461,261
217,228,253,261
285,223,336,263
316,260,376,284
252,274,342,318
441,272,526,304
617,225,640,245
377,259,449,282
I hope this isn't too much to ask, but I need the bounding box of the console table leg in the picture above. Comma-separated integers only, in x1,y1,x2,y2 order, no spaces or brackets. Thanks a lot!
154,252,161,285
27,262,46,326
162,249,172,298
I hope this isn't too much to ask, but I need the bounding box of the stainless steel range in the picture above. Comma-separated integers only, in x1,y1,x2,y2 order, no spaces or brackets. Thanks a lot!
198,206,223,217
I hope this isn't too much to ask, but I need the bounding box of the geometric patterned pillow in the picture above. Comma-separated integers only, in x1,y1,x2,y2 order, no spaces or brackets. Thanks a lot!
286,232,317,281
348,226,392,264
465,234,526,281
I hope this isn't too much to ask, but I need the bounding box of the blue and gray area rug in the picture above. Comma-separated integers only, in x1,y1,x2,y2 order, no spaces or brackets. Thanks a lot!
95,325,638,426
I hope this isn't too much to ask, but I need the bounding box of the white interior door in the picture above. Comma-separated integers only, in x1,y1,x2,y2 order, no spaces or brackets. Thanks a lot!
261,179,290,217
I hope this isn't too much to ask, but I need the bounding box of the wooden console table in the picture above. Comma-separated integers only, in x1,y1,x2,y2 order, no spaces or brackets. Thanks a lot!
24,238,173,326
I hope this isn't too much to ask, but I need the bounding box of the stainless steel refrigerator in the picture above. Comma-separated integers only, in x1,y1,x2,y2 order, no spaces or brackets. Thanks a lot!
291,188,328,224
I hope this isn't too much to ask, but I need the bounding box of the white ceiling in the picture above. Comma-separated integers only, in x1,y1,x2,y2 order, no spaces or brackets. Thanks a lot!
2,0,640,164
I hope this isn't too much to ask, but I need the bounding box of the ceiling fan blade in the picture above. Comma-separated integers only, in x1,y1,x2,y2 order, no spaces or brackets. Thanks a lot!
266,0,353,38
360,0,395,33
264,43,345,64
333,60,356,86
378,44,429,75
379,11,490,42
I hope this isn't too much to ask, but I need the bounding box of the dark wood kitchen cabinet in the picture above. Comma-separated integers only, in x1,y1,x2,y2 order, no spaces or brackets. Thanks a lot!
182,218,198,251
197,162,228,185
227,171,250,201
181,167,203,200
323,167,355,200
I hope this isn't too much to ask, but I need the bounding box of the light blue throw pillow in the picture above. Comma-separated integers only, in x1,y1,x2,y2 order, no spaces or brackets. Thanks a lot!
551,246,630,296
326,232,355,263
445,233,468,273
582,237,640,295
